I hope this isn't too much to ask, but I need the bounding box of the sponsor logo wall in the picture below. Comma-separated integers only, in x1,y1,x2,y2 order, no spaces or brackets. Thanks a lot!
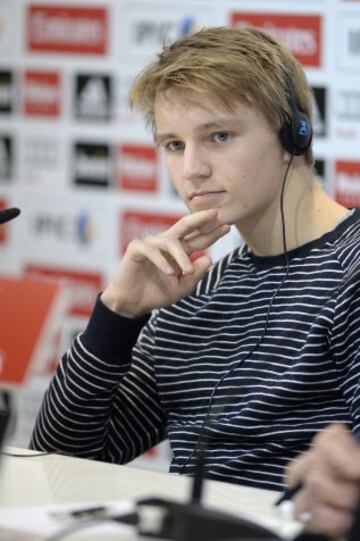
22,70,62,117
0,71,15,114
74,73,113,121
26,5,108,55
0,0,360,468
229,12,323,67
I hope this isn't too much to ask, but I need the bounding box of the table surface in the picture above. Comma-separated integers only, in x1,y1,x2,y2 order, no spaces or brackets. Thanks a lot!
0,448,299,541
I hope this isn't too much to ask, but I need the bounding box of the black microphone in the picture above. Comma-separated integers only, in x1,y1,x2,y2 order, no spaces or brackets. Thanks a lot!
0,207,21,225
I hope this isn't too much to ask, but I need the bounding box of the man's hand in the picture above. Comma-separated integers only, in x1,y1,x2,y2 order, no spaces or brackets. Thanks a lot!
286,424,360,539
101,209,230,318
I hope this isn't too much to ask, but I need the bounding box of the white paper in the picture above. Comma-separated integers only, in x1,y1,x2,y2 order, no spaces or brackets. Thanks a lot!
0,500,135,539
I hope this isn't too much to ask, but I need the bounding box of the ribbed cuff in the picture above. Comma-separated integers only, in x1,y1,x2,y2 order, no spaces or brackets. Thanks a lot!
81,295,151,361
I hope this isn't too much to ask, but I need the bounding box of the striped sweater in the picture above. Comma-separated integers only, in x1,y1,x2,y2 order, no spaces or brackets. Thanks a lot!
31,209,360,491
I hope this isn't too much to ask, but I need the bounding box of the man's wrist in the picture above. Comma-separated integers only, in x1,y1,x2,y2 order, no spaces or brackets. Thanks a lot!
100,289,145,319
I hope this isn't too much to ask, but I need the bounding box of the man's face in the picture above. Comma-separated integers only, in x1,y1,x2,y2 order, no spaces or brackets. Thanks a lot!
154,89,289,232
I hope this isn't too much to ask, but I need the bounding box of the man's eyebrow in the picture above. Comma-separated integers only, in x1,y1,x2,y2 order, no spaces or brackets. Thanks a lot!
155,119,239,144
154,132,176,145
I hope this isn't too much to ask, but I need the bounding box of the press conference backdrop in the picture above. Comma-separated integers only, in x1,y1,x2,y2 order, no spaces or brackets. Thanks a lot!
0,0,359,471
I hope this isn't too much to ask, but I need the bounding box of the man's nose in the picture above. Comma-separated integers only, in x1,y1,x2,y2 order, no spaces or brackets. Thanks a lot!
183,145,211,181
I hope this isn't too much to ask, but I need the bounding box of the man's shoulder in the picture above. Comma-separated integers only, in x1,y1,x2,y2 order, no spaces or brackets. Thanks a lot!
324,209,360,285
332,209,360,260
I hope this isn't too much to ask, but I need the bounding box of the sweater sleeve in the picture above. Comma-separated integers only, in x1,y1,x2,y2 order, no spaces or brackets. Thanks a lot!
29,296,167,463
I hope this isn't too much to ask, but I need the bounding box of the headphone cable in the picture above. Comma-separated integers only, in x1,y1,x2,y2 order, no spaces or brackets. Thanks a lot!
178,153,295,476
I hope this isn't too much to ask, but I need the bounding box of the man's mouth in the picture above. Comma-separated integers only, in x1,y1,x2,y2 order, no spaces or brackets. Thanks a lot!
190,191,226,204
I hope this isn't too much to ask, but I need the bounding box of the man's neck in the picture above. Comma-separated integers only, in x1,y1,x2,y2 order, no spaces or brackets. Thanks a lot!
239,164,349,257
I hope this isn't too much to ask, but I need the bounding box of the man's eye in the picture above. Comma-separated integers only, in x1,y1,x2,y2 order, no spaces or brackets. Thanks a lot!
166,141,184,151
213,132,231,143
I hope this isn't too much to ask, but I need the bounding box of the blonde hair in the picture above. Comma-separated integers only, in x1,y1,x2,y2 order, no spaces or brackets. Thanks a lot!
130,26,314,164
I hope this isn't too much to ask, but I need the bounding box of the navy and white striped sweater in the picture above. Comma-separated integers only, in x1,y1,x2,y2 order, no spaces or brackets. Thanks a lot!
31,209,360,491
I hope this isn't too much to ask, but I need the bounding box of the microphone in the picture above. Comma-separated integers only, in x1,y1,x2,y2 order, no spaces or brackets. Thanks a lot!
0,207,21,225
136,421,283,540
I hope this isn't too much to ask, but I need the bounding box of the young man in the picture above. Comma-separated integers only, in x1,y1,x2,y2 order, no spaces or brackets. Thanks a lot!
31,27,360,492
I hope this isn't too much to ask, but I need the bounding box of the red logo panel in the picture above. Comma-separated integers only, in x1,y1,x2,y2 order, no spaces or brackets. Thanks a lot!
27,5,108,55
229,12,322,67
117,145,158,193
121,210,183,254
335,161,360,208
24,265,103,317
23,70,61,117
0,276,62,386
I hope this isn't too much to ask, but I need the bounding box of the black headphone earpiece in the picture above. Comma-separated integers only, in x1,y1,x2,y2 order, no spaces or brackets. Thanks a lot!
279,74,313,156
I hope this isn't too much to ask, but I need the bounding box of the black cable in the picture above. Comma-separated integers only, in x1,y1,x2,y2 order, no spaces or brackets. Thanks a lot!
280,156,293,266
179,154,295,476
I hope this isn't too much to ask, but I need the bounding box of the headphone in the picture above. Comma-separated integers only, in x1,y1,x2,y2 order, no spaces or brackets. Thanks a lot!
279,74,313,156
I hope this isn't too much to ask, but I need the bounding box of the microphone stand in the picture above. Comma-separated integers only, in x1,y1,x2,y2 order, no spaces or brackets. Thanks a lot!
136,440,282,540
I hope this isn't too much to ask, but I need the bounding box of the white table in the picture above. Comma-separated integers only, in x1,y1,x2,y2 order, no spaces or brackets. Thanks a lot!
0,448,300,541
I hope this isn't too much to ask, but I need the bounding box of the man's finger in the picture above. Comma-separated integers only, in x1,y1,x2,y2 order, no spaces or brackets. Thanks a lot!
188,254,213,283
312,426,360,481
186,224,231,253
146,236,194,275
285,450,314,487
166,209,219,238
298,501,353,538
293,469,360,514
